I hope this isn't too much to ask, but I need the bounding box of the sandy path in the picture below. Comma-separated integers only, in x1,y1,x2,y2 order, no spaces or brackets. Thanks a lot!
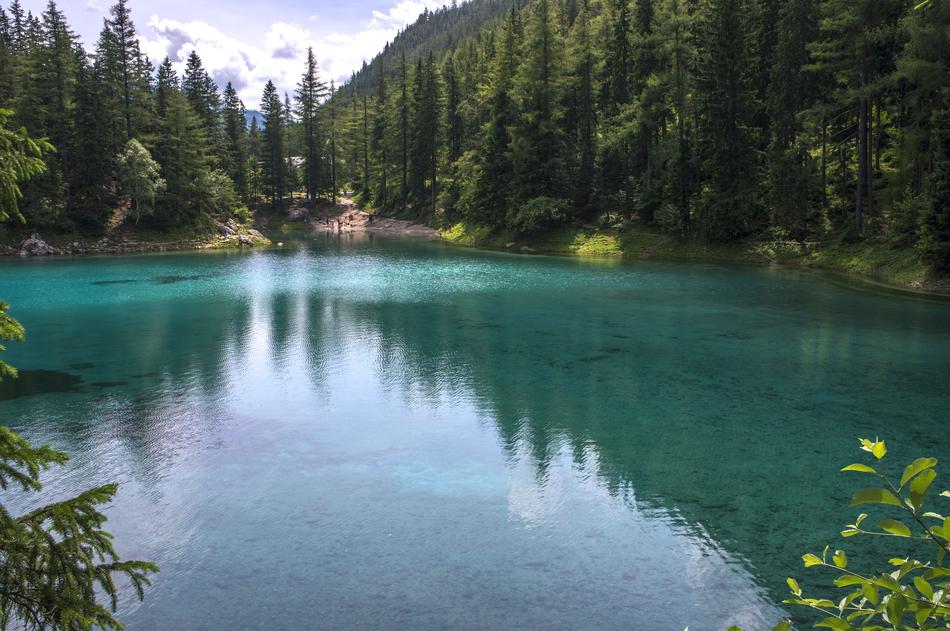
306,196,439,237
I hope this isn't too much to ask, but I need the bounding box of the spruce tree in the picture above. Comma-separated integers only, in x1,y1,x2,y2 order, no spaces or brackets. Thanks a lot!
695,0,764,241
96,0,148,143
69,62,115,228
469,6,521,225
222,82,249,203
370,61,389,207
510,0,565,205
260,80,284,209
295,47,327,203
766,0,820,237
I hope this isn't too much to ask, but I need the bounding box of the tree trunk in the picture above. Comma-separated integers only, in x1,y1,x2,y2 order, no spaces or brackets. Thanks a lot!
821,110,827,211
856,102,866,234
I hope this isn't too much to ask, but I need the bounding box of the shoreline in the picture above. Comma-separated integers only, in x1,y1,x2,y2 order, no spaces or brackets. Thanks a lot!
6,204,948,299
436,222,950,299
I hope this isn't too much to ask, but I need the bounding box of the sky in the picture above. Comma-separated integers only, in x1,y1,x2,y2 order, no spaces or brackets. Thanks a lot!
23,0,448,108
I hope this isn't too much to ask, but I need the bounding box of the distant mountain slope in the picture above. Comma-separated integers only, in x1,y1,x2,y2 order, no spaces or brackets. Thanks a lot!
245,109,262,130
338,0,519,98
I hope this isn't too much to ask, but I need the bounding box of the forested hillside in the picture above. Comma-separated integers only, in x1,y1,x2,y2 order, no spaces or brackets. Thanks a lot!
0,0,948,274
331,0,950,271
339,0,516,97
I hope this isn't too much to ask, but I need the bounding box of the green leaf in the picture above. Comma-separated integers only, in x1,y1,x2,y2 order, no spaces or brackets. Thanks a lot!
815,616,852,631
833,549,847,568
909,469,936,509
834,575,866,587
862,583,879,605
877,519,912,537
871,440,887,460
901,457,937,487
851,488,902,508
803,553,823,567
787,577,802,596
840,528,860,537
854,513,867,527
875,574,902,592
771,621,791,631
913,576,934,600
885,593,907,624
842,463,878,474
941,490,950,498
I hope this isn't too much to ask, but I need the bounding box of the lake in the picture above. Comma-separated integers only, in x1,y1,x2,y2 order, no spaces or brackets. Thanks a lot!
1,236,948,630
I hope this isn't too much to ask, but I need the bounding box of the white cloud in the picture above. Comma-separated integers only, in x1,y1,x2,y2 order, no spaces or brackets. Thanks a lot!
138,1,447,109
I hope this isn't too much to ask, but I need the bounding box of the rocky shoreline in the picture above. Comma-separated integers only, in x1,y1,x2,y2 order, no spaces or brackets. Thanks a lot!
3,220,271,258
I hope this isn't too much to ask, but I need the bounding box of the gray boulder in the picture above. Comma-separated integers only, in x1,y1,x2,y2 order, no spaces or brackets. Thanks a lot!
19,233,60,257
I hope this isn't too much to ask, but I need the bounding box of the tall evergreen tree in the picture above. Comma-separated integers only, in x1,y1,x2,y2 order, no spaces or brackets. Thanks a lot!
510,0,565,204
222,81,249,203
260,80,284,209
695,0,764,241
295,47,327,203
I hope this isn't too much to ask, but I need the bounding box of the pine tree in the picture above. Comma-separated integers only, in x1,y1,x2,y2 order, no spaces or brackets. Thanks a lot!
182,49,221,151
222,82,249,202
260,80,284,209
766,0,820,237
443,56,463,165
695,0,764,241
397,49,410,205
0,8,16,106
919,90,950,270
96,0,148,143
510,0,566,205
569,0,595,214
370,61,389,207
153,86,210,223
295,47,327,203
69,61,114,228
409,54,439,216
327,81,337,203
468,6,521,224
603,0,632,114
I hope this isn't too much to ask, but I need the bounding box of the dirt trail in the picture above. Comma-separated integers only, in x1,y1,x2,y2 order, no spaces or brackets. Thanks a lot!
304,196,438,237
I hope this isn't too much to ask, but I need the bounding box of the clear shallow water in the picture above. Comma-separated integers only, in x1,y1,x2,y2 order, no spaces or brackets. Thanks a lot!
1,236,948,630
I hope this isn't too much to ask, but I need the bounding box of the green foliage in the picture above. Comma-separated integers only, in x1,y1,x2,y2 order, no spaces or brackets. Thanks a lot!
116,138,164,224
0,108,51,223
0,424,158,630
507,196,568,235
779,438,948,630
0,300,23,380
196,168,240,218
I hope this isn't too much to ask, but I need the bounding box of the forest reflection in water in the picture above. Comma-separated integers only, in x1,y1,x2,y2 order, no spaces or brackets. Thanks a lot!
2,238,947,629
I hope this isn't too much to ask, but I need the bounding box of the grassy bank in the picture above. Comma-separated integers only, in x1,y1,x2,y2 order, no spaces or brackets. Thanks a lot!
440,222,950,296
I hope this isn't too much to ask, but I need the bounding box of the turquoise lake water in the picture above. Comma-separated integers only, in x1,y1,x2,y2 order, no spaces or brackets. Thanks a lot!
1,236,948,630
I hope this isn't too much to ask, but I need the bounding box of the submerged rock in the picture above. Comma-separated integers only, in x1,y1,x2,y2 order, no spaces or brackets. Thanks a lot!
18,233,60,257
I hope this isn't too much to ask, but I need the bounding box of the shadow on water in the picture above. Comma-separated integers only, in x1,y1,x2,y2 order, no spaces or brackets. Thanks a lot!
0,370,84,400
